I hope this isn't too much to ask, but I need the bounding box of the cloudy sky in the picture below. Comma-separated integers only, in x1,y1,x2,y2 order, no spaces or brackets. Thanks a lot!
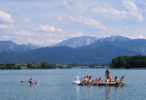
0,0,146,46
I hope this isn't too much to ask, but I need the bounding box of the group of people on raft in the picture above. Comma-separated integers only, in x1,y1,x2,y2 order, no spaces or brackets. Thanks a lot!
80,69,124,85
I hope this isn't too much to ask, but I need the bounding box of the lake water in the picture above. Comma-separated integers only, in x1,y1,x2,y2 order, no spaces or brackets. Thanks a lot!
0,68,146,100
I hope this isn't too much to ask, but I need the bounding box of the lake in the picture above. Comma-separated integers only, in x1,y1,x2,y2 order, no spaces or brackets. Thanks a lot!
0,68,146,100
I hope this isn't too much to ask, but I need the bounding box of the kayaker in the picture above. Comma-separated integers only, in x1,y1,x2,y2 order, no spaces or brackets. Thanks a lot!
20,80,25,83
28,78,33,86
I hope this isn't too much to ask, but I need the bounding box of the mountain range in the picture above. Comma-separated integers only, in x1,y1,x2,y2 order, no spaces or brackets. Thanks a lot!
0,41,37,53
0,36,146,64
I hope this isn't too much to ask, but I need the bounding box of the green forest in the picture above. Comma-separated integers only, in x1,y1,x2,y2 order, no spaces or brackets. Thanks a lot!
0,63,98,69
0,62,74,69
111,56,146,68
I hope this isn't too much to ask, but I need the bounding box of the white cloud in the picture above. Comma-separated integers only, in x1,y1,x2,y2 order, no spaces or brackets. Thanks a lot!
57,16,110,32
91,0,144,22
0,0,145,46
12,26,83,46
92,4,127,19
0,10,14,31
39,25,63,33
122,0,144,22
81,17,108,31
0,10,13,23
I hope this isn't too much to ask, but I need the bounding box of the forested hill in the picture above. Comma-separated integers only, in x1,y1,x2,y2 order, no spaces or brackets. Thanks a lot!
111,56,146,68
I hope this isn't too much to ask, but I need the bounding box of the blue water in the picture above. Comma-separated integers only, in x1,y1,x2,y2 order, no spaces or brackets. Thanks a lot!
0,69,146,100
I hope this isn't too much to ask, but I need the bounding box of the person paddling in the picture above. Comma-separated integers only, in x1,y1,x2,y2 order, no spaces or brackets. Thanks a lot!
28,78,33,86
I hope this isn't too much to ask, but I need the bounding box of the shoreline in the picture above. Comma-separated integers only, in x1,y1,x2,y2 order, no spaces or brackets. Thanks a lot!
0,67,146,70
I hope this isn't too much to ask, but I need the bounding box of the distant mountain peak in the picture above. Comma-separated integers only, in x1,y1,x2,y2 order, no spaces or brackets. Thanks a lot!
56,36,97,48
0,40,37,53
101,36,130,42
0,40,16,45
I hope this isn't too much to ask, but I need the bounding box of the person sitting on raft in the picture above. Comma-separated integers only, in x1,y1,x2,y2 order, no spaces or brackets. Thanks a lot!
114,76,118,83
114,76,124,84
81,75,93,85
119,76,124,83
81,75,88,85
88,75,93,85
108,73,112,83
95,77,102,85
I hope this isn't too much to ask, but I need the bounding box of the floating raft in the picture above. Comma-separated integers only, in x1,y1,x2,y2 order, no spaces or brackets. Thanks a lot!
73,80,124,87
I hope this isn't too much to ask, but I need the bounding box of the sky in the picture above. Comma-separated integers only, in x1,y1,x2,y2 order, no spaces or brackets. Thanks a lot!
0,0,146,46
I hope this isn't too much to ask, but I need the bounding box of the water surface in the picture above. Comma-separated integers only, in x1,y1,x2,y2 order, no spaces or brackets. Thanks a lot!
0,69,146,100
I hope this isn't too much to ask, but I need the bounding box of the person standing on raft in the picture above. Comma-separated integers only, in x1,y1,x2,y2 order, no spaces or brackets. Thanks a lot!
105,69,112,83
105,69,110,80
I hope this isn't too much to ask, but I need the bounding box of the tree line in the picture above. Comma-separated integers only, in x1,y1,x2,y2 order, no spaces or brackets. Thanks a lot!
0,62,73,69
110,56,146,68
0,62,105,69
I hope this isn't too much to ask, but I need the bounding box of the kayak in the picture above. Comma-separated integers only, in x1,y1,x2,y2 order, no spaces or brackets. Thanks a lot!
20,80,37,85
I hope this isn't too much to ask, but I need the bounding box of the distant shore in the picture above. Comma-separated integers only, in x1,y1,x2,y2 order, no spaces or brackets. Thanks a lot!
1,55,146,70
0,63,106,70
